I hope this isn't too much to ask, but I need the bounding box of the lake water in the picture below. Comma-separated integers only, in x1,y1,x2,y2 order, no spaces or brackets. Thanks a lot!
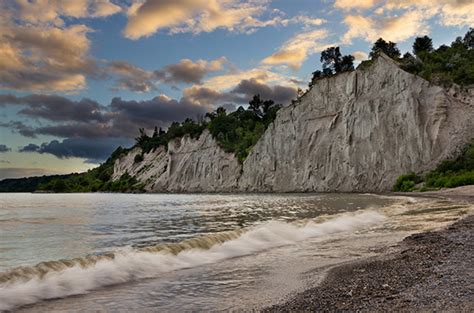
0,193,471,312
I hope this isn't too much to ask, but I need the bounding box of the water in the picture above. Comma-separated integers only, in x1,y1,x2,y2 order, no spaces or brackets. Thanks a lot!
0,193,471,312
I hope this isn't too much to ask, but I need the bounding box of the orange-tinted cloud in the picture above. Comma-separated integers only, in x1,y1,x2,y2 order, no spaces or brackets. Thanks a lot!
262,29,330,70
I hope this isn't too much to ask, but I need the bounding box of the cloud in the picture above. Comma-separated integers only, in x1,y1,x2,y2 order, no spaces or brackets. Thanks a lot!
182,86,243,106
342,10,428,44
0,121,36,138
0,20,96,92
123,0,326,39
231,78,297,104
14,0,121,25
384,0,474,27
0,144,11,153
262,29,330,70
107,61,159,92
334,0,378,10
124,0,265,39
19,143,40,153
160,57,227,84
19,137,133,163
109,95,211,135
352,51,368,61
182,78,297,107
107,57,227,92
0,94,108,122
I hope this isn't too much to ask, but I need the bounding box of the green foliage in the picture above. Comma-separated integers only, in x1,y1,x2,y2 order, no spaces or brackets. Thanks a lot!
356,59,374,71
0,174,77,192
401,29,474,86
136,118,208,154
394,140,474,192
393,173,422,192
134,95,281,164
34,146,142,193
424,140,474,189
208,96,281,162
320,47,355,76
413,36,433,57
134,153,144,163
369,38,401,59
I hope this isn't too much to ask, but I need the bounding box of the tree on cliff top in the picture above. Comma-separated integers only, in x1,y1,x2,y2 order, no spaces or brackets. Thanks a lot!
369,38,401,59
413,36,433,58
309,47,354,87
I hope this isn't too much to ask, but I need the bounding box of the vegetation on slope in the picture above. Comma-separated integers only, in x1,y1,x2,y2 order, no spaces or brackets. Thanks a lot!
35,146,146,193
356,29,474,87
134,95,282,163
393,140,474,192
0,174,78,192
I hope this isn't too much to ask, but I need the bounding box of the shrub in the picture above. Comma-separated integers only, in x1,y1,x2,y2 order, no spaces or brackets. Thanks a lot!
134,153,144,163
393,173,422,192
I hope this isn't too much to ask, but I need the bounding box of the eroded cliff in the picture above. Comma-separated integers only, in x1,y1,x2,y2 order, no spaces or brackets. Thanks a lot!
113,54,474,192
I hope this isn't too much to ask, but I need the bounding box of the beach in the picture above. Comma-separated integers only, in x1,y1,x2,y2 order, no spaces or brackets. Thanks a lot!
266,186,474,312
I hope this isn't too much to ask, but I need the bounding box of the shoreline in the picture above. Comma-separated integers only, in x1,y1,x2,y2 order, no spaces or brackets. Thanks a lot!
264,186,474,311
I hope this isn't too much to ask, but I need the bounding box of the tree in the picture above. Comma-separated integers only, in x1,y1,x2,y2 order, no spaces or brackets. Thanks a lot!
309,70,323,87
135,128,150,145
413,36,433,57
320,46,342,75
152,126,158,138
369,38,401,59
216,106,227,116
248,95,264,117
340,55,355,72
463,28,474,49
320,47,355,76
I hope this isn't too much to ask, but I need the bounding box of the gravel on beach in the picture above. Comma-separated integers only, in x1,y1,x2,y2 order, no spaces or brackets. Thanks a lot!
265,212,474,312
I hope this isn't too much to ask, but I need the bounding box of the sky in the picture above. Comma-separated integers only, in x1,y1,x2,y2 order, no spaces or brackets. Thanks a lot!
0,0,472,179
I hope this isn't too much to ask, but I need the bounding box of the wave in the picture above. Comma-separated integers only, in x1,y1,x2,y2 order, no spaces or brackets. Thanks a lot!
0,211,385,311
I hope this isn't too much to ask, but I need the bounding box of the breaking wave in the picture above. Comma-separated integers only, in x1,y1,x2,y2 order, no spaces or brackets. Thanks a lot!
0,211,385,311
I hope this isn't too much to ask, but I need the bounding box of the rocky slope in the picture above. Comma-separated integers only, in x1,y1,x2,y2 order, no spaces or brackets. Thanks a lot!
113,54,474,192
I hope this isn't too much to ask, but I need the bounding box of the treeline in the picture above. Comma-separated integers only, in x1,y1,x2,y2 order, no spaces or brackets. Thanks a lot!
362,29,473,86
134,95,281,163
308,28,473,88
0,174,78,192
34,147,146,193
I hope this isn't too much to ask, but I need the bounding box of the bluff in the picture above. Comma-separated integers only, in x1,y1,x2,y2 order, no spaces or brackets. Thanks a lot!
113,54,474,192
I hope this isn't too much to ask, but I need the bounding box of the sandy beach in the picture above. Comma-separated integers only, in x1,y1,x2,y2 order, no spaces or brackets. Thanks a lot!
265,186,474,312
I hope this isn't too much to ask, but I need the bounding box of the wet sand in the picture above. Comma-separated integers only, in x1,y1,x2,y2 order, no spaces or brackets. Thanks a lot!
265,186,474,312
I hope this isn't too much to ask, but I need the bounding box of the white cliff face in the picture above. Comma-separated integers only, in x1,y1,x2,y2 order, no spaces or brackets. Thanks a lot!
112,130,241,192
238,55,474,192
113,55,474,192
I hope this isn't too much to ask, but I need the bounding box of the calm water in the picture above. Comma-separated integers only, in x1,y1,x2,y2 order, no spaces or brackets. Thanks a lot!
0,193,470,311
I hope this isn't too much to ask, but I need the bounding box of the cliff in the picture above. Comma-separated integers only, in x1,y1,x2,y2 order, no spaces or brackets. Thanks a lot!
113,54,474,192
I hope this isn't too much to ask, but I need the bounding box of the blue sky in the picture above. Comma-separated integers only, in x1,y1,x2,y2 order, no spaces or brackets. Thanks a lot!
0,0,472,179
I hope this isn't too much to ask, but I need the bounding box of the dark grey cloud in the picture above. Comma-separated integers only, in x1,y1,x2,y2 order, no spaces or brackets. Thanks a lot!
231,78,297,105
0,144,11,153
19,137,133,163
0,94,109,123
0,121,36,138
109,95,211,136
19,143,40,152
